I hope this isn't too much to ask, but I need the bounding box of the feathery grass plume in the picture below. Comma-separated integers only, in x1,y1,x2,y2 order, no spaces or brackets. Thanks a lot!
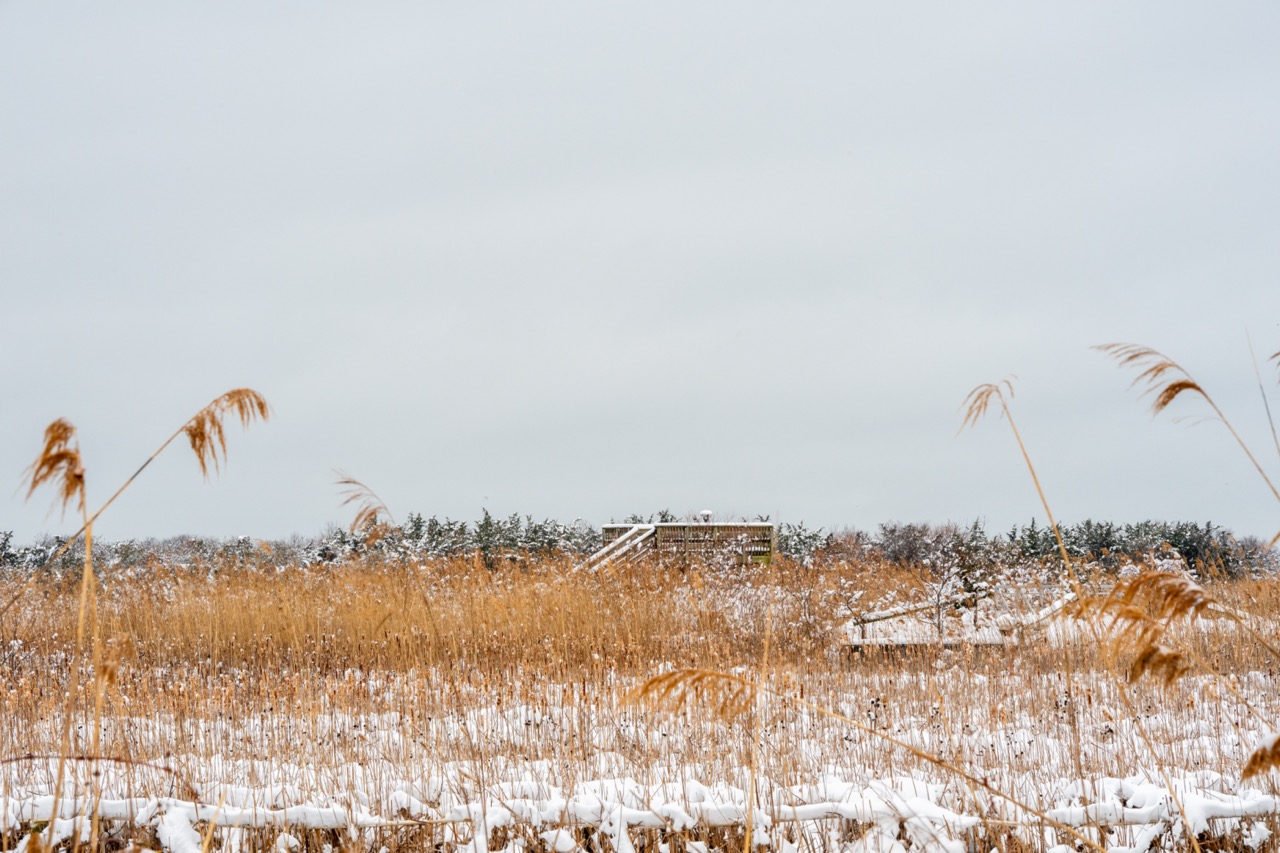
22,419,99,853
24,419,86,516
336,472,396,537
184,389,270,478
1114,570,1214,622
1128,643,1190,687
1242,732,1280,780
1074,571,1213,686
1094,343,1209,416
959,380,1015,431
1096,342,1280,510
632,668,756,722
2,389,270,624
960,379,1082,597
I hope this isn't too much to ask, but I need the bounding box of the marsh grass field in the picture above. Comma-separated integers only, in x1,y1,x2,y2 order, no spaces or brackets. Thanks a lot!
2,550,1279,853
5,350,1280,853
8,1,1280,850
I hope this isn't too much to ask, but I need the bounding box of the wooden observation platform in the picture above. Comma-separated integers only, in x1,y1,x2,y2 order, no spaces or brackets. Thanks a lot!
586,521,776,568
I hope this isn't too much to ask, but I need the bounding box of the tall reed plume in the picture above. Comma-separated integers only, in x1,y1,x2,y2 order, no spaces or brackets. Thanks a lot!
1096,343,1280,543
24,418,86,517
19,389,270,579
15,388,269,851
960,380,1081,595
183,388,271,478
335,472,396,534
1069,571,1215,687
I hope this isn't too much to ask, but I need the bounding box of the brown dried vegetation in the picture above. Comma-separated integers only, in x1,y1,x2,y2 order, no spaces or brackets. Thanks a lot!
959,379,1015,431
1094,344,1210,416
183,389,271,478
335,472,396,538
25,418,86,516
1243,734,1280,780
634,669,757,722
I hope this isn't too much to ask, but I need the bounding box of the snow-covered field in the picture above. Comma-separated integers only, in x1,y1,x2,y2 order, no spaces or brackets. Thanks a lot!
4,560,1278,853
4,660,1278,853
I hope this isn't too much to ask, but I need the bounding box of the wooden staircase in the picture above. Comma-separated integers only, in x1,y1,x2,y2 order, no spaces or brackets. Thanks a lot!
582,524,656,569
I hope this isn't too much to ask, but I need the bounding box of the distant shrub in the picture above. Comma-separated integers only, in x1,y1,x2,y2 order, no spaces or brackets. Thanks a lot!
1003,518,1272,578
2,515,1272,577
776,521,831,566
306,509,603,565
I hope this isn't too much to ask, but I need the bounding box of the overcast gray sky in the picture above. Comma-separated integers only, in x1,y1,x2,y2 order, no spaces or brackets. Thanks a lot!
3,3,1279,544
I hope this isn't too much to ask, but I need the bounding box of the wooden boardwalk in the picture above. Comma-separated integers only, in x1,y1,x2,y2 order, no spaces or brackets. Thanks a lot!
587,522,776,568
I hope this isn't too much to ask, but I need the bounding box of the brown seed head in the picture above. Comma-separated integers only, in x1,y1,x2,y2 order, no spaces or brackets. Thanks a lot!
183,389,270,478
1128,643,1190,687
1119,571,1214,622
1094,343,1208,416
960,380,1015,431
631,668,756,722
335,471,396,535
1242,733,1280,780
24,418,86,516
1075,571,1213,687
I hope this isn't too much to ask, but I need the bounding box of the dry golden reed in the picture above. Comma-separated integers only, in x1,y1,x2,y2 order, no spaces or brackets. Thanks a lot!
25,418,86,515
183,388,271,478
1073,571,1214,686
960,378,1082,595
1096,341,1280,514
959,379,1016,431
13,389,269,853
22,389,271,563
1094,343,1209,416
335,472,396,536
1127,643,1190,687
1242,734,1280,780
634,669,757,722
3,389,271,624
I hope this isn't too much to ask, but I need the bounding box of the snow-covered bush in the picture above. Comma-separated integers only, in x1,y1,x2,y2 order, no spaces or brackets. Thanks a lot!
776,521,831,566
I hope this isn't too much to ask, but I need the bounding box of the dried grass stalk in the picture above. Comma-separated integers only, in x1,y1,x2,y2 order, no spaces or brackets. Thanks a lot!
632,669,756,722
1242,733,1280,779
2,389,270,623
1094,344,1208,416
1128,643,1190,687
960,380,1015,431
335,472,396,536
959,379,1082,596
1075,571,1214,685
24,419,86,515
184,389,271,478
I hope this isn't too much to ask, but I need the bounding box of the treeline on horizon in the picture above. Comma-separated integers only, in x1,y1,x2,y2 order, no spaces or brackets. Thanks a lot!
1,512,1275,578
